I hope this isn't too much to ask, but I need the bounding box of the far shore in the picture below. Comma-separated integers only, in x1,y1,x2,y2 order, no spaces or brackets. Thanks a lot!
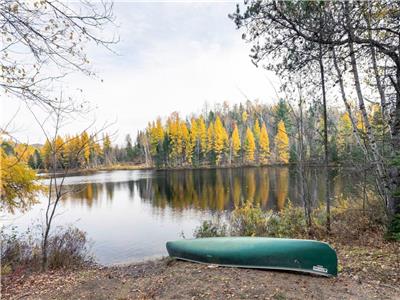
36,162,351,178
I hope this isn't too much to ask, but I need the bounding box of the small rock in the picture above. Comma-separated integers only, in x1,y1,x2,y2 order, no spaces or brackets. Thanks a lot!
353,275,362,284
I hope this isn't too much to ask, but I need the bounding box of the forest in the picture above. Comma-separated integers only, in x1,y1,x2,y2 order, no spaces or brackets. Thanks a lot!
1,1,400,298
1,98,378,172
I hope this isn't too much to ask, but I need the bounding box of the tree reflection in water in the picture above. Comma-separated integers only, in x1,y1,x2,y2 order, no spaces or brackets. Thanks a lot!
62,167,374,213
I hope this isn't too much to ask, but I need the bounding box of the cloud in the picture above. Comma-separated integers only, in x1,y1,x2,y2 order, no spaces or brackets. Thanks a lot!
1,2,279,145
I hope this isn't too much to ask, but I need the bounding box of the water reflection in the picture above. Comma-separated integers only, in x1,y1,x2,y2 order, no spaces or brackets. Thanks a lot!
7,167,374,265
62,166,367,214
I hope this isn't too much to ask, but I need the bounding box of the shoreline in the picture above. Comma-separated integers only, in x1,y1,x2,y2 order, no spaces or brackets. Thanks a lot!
2,239,399,299
36,162,354,178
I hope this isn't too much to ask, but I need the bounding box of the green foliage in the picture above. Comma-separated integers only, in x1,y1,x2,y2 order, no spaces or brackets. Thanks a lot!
385,214,400,241
231,202,268,236
194,195,388,241
267,202,308,238
194,220,227,238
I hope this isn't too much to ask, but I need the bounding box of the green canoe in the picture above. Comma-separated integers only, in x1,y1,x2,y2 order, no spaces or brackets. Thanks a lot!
166,237,337,277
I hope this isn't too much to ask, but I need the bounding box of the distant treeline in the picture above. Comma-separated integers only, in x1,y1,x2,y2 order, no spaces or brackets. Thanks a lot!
133,99,384,168
1,99,385,171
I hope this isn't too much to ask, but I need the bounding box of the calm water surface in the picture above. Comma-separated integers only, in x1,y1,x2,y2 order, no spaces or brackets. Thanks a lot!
4,167,368,265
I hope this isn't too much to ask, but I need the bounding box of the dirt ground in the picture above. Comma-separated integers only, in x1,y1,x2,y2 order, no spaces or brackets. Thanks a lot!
2,238,399,300
2,255,399,300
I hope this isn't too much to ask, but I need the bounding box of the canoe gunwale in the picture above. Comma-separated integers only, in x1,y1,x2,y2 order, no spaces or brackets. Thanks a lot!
170,256,335,278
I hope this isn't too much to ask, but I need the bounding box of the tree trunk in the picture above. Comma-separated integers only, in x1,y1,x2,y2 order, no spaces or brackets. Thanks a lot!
387,67,400,217
345,2,391,211
319,44,330,233
297,88,312,229
332,48,369,158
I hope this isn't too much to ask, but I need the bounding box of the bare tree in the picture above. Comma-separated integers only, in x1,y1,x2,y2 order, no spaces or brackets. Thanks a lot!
28,95,110,271
0,0,117,110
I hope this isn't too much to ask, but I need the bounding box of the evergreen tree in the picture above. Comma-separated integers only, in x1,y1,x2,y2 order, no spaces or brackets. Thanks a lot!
273,99,291,133
126,134,135,161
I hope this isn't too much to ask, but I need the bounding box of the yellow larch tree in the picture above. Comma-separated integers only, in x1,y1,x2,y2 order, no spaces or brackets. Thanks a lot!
81,131,90,167
206,122,215,155
275,120,289,164
197,116,207,155
259,122,270,164
167,112,183,164
155,118,164,142
147,121,158,156
356,111,366,134
213,116,228,165
253,119,261,144
14,143,35,163
337,112,353,156
244,127,256,162
231,123,241,160
242,111,248,124
189,117,199,162
0,147,43,213
180,121,191,164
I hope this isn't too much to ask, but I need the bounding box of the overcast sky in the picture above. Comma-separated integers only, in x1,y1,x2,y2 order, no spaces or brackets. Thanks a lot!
1,1,279,145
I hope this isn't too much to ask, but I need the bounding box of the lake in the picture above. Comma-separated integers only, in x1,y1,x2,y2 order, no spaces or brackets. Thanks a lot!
3,166,369,265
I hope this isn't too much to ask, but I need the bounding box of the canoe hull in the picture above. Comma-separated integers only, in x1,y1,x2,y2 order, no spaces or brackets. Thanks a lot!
166,237,337,277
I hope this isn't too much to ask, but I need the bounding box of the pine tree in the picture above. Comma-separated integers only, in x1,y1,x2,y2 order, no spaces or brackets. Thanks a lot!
273,99,291,133
275,120,289,163
244,127,256,162
259,122,270,164
126,134,134,161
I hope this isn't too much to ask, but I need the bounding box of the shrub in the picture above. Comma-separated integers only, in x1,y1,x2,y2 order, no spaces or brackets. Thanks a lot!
268,202,308,238
385,214,400,241
1,225,92,275
193,194,388,242
194,220,227,238
230,202,269,236
0,227,39,275
47,226,93,269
